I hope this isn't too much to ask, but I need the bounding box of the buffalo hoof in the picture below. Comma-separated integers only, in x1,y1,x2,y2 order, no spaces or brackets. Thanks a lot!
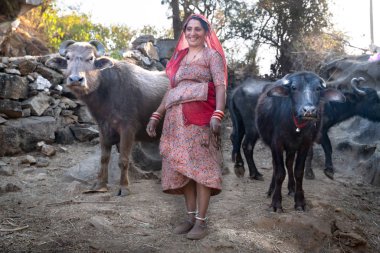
295,205,305,211
324,169,334,180
116,187,131,197
304,168,315,180
82,182,108,194
249,173,264,181
234,165,245,178
269,205,284,213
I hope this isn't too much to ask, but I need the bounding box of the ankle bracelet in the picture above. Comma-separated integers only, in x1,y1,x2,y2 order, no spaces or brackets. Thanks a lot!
187,210,198,215
195,216,208,221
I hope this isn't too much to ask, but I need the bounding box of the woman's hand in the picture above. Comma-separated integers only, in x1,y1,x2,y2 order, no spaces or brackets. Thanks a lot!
146,119,160,137
210,117,222,137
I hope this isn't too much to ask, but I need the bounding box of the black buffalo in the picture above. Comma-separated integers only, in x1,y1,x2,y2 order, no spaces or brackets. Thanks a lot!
230,71,345,212
305,77,380,179
46,40,168,196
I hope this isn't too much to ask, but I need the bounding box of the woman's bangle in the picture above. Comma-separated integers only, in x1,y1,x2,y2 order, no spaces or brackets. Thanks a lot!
212,110,224,120
211,115,223,121
150,111,162,121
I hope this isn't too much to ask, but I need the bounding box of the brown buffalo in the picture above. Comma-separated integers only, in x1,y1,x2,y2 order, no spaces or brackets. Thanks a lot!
46,40,168,196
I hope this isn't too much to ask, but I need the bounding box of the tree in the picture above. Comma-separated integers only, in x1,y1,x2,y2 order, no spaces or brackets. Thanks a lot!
23,0,136,59
161,0,223,39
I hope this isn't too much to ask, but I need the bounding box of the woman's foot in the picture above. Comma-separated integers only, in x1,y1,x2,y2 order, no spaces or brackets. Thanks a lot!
174,211,196,234
174,219,194,234
186,218,207,240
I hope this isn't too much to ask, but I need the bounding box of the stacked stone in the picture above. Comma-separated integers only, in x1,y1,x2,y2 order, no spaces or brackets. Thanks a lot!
0,54,98,156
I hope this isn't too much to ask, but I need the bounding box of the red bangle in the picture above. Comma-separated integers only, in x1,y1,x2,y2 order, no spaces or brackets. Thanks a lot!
211,115,223,121
150,111,162,121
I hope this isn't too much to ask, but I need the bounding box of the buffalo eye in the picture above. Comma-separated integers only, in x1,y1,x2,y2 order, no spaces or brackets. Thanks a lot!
315,86,322,92
87,56,94,62
291,84,297,91
65,55,70,60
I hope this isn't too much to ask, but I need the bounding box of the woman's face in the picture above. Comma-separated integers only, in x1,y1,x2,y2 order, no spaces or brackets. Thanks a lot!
185,19,206,48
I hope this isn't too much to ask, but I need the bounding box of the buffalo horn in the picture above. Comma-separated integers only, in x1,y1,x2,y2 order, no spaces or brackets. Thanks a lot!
89,40,105,57
350,77,366,96
59,40,76,56
282,74,290,85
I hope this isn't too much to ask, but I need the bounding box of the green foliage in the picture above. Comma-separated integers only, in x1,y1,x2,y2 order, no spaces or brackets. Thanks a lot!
24,0,167,59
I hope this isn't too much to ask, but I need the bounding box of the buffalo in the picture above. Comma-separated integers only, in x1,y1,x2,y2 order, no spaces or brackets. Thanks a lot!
230,71,345,212
46,40,168,196
305,77,380,179
256,72,345,211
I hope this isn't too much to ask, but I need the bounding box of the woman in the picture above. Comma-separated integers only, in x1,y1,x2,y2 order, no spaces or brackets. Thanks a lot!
146,14,227,240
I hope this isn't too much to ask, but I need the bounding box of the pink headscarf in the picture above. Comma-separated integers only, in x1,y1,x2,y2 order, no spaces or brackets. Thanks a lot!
165,14,228,87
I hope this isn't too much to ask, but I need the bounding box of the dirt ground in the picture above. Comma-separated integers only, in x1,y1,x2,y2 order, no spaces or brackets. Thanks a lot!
1,116,379,253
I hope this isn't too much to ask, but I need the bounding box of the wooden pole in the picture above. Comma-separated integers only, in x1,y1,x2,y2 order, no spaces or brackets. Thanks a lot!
370,0,374,51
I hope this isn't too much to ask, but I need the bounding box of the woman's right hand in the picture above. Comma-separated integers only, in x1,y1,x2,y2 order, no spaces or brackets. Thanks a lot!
146,119,159,137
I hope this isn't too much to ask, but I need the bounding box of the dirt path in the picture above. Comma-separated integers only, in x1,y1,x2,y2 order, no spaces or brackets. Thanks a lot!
1,119,379,252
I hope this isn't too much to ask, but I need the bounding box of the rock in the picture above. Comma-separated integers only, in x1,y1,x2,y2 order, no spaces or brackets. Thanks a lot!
4,68,21,75
0,99,23,118
0,116,56,156
18,59,38,75
74,106,94,124
35,65,64,84
36,157,50,167
0,166,14,176
0,72,29,99
0,116,6,124
41,144,56,156
22,108,31,117
20,155,37,165
131,35,155,48
55,126,75,144
70,125,99,142
34,75,52,91
88,216,114,232
22,92,51,116
137,42,159,61
156,39,177,59
60,97,77,109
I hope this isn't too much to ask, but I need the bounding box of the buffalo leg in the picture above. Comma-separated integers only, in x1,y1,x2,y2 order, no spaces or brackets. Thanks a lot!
242,131,263,180
304,146,315,180
91,134,112,192
270,147,285,212
320,133,334,179
117,128,134,196
294,149,308,211
231,125,246,178
267,158,275,197
285,151,295,196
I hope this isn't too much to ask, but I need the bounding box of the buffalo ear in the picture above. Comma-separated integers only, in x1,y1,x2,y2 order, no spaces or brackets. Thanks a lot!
322,88,346,103
94,57,114,70
267,85,289,97
45,56,67,69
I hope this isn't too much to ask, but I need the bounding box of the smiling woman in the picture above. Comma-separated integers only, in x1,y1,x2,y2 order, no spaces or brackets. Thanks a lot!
55,0,171,29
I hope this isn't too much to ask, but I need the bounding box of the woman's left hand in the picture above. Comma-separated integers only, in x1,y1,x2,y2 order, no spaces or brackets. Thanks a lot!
210,117,222,136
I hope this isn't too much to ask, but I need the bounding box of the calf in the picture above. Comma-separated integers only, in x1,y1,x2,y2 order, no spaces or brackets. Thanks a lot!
47,40,168,196
256,71,345,212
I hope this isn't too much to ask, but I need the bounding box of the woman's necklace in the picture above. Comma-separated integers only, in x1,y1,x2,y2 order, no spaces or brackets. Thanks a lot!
184,47,204,70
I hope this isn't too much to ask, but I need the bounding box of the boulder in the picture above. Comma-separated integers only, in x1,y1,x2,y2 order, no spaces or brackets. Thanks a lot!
0,116,56,156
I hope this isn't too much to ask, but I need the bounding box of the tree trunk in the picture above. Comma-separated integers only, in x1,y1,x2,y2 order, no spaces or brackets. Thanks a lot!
171,0,182,40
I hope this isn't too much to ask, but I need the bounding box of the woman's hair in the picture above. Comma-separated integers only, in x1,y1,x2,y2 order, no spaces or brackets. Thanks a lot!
183,16,209,33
